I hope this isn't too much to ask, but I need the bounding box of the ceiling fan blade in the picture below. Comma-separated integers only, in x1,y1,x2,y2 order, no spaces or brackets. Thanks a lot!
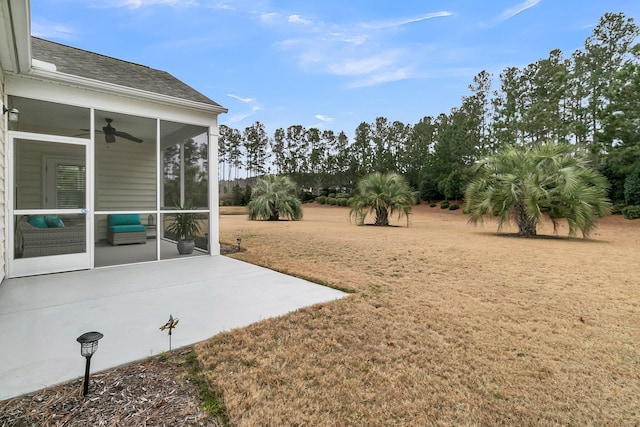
79,119,143,143
104,121,143,143
114,131,143,143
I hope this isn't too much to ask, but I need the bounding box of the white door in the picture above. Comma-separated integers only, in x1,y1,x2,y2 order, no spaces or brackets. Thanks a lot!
9,136,91,277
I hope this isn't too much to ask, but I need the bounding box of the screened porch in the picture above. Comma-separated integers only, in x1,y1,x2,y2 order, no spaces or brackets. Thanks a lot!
8,95,215,277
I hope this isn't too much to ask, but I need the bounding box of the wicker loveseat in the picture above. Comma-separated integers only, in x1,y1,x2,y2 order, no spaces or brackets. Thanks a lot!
16,216,86,258
107,214,147,245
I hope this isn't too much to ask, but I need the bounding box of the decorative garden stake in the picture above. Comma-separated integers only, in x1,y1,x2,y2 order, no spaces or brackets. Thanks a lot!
160,314,179,350
76,331,104,396
236,236,242,252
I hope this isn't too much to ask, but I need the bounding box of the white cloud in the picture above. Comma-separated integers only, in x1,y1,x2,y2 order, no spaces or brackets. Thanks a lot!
274,38,299,50
349,67,415,88
361,11,453,30
327,55,394,76
259,11,316,28
315,114,334,122
225,112,253,124
498,0,541,22
225,106,261,125
209,3,235,11
87,0,203,10
223,95,261,125
342,35,368,46
288,14,312,25
269,9,454,87
227,94,255,103
31,22,76,40
260,12,279,23
107,0,198,8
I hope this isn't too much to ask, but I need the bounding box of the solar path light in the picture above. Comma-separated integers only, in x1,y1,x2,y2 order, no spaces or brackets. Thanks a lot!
236,236,242,252
76,331,104,396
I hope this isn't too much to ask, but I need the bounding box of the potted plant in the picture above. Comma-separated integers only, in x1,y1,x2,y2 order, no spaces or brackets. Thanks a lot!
166,201,201,255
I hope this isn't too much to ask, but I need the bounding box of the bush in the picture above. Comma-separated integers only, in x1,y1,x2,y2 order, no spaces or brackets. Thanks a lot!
439,170,465,201
463,206,471,214
231,184,244,205
624,172,640,206
429,202,436,208
339,198,349,206
328,198,337,205
440,201,450,209
336,193,350,200
622,205,640,220
300,191,315,203
610,204,624,215
243,185,252,205
328,193,336,199
420,177,441,201
316,196,327,204
449,204,460,210
411,190,420,205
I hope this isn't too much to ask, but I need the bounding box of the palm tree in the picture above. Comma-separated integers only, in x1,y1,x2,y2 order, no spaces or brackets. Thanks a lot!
465,142,611,238
349,172,416,226
247,175,303,221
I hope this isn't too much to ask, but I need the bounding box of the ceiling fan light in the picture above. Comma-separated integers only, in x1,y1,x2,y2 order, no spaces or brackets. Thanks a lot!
105,133,116,143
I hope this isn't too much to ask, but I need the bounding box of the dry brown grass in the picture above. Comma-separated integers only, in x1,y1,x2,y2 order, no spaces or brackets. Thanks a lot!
204,203,640,426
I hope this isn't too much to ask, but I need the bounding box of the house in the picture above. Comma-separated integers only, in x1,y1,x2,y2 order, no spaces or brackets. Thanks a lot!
0,0,227,278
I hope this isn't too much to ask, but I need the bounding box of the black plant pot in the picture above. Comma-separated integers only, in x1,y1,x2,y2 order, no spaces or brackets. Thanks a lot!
177,239,195,255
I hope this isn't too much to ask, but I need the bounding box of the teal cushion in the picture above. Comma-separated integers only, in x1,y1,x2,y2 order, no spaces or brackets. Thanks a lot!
108,214,141,226
108,224,147,233
45,216,65,228
28,215,48,228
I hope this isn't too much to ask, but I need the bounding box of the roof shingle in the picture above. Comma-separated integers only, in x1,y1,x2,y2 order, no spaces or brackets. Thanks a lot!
30,37,223,108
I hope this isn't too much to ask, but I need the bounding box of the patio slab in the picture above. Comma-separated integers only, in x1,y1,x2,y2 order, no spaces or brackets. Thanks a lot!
0,256,346,400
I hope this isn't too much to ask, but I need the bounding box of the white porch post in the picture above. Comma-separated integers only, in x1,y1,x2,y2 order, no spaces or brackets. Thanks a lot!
209,124,220,255
179,141,185,205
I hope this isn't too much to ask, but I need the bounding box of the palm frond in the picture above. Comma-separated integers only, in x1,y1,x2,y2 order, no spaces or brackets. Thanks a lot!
464,141,611,237
349,172,415,226
247,175,303,221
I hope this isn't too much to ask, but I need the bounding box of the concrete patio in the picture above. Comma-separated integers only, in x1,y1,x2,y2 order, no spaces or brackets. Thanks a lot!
0,256,346,400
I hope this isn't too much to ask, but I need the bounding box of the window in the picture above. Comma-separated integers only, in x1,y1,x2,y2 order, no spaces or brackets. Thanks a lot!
45,157,86,209
56,164,86,208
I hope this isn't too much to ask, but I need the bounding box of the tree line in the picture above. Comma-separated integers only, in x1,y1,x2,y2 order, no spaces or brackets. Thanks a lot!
218,12,640,206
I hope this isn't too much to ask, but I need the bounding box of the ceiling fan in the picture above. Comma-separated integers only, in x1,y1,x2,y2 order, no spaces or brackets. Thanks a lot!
100,118,143,143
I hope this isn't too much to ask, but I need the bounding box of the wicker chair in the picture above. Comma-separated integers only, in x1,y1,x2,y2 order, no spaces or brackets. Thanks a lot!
107,214,147,245
16,217,86,258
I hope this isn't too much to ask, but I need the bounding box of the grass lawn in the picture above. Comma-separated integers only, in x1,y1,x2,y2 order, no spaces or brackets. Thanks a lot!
205,203,640,426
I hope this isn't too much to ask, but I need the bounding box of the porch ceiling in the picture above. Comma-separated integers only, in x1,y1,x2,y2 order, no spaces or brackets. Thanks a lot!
7,96,208,146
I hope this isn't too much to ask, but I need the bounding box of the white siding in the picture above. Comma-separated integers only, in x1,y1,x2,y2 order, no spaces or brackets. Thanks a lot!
95,140,156,211
15,140,82,209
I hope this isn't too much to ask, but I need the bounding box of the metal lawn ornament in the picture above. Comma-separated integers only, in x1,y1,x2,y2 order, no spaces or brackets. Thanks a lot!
160,314,179,350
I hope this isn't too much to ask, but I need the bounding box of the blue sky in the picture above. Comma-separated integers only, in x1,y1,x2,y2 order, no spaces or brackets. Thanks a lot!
31,0,640,139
